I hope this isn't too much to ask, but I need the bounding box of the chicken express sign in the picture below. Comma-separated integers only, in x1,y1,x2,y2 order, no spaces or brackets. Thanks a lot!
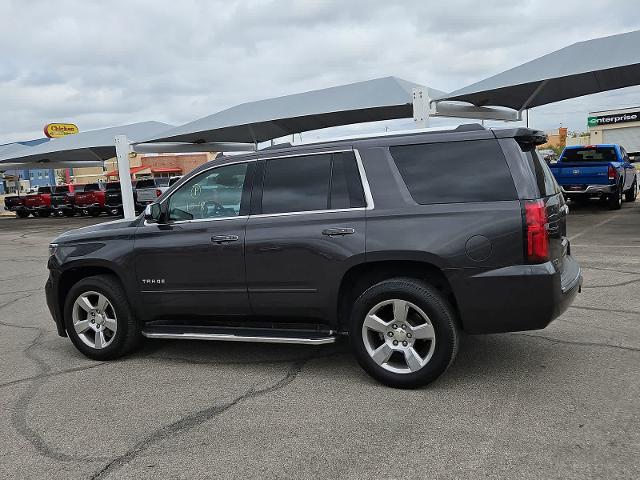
43,123,79,138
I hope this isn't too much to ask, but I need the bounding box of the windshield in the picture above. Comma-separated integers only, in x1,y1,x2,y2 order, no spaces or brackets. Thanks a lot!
561,147,618,162
83,183,101,191
106,182,121,191
155,177,170,187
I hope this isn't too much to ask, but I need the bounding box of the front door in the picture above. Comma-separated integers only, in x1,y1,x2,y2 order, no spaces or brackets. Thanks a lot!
245,151,368,321
134,161,254,320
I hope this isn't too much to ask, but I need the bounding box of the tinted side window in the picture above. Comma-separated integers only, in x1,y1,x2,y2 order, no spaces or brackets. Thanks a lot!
168,163,248,221
524,149,560,197
330,152,366,209
262,155,331,214
389,140,517,204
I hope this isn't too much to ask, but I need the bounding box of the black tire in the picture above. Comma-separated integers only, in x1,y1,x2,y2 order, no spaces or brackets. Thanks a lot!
64,274,141,360
88,208,101,217
15,210,30,218
608,185,623,210
349,277,459,389
38,210,51,218
625,178,637,202
63,209,75,217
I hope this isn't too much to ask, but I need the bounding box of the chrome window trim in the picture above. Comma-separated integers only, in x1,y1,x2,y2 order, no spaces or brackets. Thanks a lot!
353,149,374,210
144,148,374,226
250,207,366,219
256,147,374,216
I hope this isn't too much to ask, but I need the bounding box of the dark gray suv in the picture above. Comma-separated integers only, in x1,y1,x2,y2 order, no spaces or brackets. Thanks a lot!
46,124,582,388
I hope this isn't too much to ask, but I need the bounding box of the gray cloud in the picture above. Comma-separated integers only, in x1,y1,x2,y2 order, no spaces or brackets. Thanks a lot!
2,0,640,144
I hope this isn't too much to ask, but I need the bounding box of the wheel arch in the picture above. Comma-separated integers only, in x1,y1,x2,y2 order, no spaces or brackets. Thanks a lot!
335,257,459,332
57,262,127,330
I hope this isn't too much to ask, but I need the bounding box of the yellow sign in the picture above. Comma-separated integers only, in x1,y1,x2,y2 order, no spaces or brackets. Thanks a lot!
43,123,79,138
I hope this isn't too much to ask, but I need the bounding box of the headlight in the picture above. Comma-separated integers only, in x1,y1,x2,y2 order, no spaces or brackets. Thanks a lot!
48,243,58,257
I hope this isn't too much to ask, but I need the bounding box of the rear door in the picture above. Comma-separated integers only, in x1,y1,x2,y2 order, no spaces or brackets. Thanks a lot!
245,150,367,321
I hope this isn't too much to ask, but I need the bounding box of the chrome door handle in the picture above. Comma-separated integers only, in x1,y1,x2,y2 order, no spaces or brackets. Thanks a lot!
322,227,355,236
211,234,239,244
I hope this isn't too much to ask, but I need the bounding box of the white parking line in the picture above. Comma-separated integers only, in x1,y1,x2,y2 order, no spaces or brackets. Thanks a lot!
572,244,640,248
569,214,622,241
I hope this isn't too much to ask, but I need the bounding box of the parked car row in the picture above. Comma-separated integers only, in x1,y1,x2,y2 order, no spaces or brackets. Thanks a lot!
3,177,181,218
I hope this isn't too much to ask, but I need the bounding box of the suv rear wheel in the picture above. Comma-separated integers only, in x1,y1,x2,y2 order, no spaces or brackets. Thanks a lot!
64,275,141,360
350,278,459,389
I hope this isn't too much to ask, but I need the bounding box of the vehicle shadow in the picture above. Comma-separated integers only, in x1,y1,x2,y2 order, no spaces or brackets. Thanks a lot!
134,332,561,388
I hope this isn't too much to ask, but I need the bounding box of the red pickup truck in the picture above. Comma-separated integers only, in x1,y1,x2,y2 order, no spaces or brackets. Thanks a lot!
74,183,106,216
23,186,53,217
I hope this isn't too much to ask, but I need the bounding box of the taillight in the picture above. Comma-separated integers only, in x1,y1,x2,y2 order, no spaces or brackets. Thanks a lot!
156,189,162,197
608,165,616,181
525,199,549,263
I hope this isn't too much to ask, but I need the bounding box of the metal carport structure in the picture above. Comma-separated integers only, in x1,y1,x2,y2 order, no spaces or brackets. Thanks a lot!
2,29,640,219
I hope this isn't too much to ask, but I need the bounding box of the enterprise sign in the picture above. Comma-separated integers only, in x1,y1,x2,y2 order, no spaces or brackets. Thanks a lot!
588,111,640,127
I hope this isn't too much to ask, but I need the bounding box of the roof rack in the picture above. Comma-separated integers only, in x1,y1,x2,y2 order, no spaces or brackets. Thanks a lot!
264,123,487,149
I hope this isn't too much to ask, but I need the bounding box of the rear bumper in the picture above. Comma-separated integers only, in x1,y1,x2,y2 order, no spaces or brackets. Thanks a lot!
447,256,582,334
560,184,614,195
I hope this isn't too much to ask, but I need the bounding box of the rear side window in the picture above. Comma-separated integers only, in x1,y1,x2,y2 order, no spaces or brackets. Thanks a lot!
261,152,365,214
389,140,517,204
262,154,331,214
330,152,366,209
136,179,155,189
524,149,560,197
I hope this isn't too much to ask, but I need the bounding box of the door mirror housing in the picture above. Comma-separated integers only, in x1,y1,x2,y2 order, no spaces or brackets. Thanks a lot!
144,203,162,223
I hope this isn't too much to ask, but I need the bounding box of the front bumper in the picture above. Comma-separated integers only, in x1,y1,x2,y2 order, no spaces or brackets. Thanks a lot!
45,272,66,337
8,205,28,212
447,256,582,334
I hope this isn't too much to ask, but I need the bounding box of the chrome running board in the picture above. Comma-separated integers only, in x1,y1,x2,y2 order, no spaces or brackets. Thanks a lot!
141,328,337,345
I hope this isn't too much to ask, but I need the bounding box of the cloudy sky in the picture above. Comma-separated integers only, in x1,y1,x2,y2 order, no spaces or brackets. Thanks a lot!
1,0,640,144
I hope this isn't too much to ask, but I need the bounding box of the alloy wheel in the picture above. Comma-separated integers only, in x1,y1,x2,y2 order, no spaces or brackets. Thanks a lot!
361,299,436,374
72,291,118,349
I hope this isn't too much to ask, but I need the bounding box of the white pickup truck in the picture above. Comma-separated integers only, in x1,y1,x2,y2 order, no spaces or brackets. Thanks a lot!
134,178,171,205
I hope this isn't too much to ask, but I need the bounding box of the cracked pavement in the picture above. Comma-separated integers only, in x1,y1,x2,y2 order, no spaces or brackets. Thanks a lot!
0,204,639,479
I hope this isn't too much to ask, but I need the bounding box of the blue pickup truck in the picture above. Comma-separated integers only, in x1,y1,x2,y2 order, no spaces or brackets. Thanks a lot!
550,144,638,209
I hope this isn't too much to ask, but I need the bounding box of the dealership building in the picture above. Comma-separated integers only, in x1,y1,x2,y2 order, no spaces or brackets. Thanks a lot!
567,106,640,157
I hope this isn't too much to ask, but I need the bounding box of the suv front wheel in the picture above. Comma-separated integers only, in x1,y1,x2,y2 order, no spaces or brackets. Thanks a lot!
64,275,141,360
350,278,459,389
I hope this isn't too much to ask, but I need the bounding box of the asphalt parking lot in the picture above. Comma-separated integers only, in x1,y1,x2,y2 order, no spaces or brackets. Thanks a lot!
0,204,638,480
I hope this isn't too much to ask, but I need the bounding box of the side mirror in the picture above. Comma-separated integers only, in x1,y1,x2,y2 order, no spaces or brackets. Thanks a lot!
144,203,162,223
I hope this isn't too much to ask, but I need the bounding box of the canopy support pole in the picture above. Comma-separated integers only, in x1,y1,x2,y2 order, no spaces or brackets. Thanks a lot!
114,135,136,219
413,87,430,128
